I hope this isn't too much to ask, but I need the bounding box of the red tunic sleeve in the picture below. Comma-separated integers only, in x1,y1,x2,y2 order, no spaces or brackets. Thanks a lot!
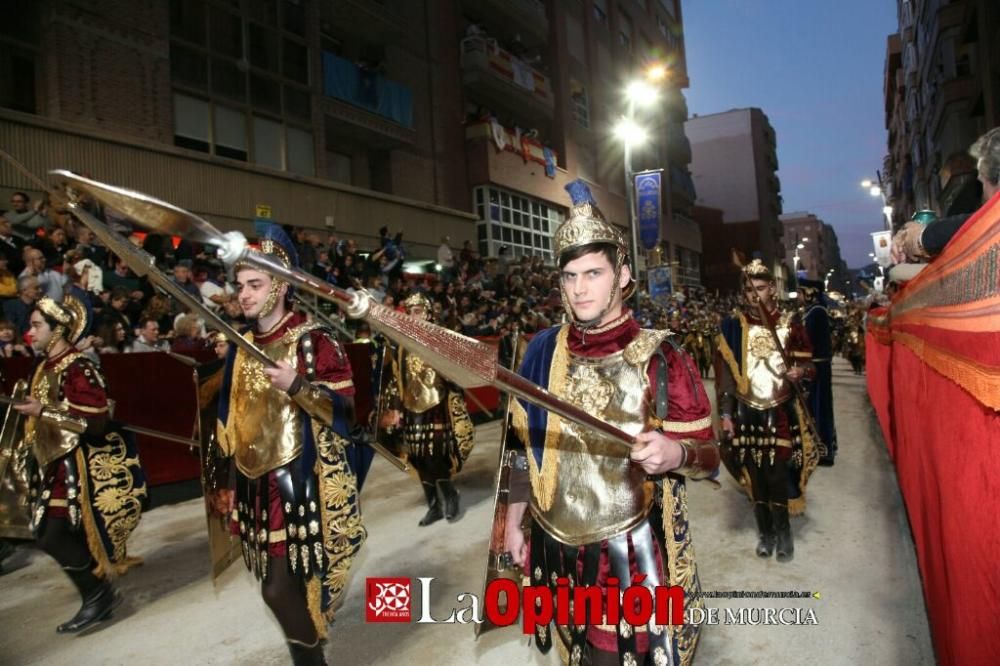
646,343,714,441
298,329,355,397
62,359,109,417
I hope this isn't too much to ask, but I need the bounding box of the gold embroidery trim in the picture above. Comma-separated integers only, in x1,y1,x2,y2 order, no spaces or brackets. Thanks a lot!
623,328,671,367
715,318,750,395
893,330,1000,410
653,415,712,433
65,401,109,414
523,325,570,512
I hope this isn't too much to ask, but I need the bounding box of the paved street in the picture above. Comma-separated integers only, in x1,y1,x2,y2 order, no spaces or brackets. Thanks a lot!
0,360,934,665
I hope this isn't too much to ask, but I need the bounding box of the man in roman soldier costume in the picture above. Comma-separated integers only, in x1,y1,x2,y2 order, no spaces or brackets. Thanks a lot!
503,181,719,666
798,278,837,466
714,260,817,562
212,224,364,666
377,292,475,525
13,295,146,632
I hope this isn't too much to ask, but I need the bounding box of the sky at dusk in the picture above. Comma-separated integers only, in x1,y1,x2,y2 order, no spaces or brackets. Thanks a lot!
682,0,899,268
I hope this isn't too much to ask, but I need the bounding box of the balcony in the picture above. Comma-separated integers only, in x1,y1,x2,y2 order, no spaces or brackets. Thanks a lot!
320,0,404,42
320,52,415,147
464,119,566,199
460,0,548,50
460,36,555,125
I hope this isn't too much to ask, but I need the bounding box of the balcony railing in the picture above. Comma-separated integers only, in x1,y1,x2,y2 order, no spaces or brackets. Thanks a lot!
460,0,548,48
460,36,554,122
321,52,413,129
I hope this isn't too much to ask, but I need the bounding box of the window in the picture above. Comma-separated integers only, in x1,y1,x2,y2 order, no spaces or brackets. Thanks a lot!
472,186,563,261
254,116,284,169
618,9,633,51
0,52,36,113
170,0,207,45
214,104,248,161
287,127,314,176
173,93,210,153
326,151,352,184
173,93,313,174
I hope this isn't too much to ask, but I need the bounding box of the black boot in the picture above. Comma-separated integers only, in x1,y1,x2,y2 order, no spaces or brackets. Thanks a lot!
753,503,775,557
418,482,443,526
436,479,460,522
287,639,327,666
772,504,794,563
56,565,121,633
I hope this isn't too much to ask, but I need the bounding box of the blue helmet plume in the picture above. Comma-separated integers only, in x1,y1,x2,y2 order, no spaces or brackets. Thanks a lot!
254,221,300,269
565,179,597,207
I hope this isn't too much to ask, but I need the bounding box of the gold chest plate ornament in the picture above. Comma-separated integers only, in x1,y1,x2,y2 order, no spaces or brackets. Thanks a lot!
26,354,85,468
529,329,668,546
738,317,793,409
401,350,442,414
222,330,304,479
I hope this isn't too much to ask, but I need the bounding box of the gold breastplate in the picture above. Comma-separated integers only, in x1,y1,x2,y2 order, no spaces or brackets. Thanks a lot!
221,331,303,479
736,319,792,409
400,350,443,414
26,354,84,468
529,329,666,546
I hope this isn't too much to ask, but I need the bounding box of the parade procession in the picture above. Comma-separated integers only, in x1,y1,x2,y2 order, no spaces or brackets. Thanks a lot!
2,1,999,665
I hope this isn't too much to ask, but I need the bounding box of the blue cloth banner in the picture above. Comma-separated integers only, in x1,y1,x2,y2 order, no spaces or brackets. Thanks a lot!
321,52,413,128
635,171,662,250
648,266,673,302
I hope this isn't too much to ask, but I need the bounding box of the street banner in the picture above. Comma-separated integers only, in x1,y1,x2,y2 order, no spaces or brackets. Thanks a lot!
635,170,662,250
648,265,672,303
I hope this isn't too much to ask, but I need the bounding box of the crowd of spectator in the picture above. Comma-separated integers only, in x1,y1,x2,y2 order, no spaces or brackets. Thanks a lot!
0,189,776,368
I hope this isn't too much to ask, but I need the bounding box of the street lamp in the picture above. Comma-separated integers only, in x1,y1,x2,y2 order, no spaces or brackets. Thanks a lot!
861,172,892,231
619,64,666,312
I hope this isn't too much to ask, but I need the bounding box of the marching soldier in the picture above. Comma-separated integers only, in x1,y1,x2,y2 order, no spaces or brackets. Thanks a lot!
503,181,719,666
211,224,365,665
377,293,475,525
13,296,146,632
715,260,818,562
798,278,837,466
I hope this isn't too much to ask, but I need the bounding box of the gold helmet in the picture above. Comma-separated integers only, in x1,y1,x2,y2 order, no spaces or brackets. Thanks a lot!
742,258,774,282
36,295,88,351
401,292,432,320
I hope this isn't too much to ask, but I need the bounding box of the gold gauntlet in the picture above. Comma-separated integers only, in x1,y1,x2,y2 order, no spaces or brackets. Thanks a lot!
287,376,334,427
673,439,721,480
39,406,87,434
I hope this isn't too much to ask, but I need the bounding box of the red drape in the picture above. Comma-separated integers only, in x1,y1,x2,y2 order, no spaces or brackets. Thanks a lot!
866,191,1000,665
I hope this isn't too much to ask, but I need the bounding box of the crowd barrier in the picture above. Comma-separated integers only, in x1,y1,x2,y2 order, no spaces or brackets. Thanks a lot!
865,192,1000,665
2,338,503,488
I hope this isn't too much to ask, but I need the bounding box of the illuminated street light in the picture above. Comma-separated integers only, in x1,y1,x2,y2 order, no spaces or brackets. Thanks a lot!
645,64,668,82
614,117,648,146
883,205,893,219
625,80,658,107
796,243,805,249
801,237,809,242
869,185,882,197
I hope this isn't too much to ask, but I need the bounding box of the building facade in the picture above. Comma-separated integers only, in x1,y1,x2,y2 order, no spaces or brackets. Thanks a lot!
779,212,847,289
685,107,783,292
883,0,1000,227
0,0,701,280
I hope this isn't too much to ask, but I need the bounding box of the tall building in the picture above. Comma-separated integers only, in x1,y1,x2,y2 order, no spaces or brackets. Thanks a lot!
883,0,1000,227
0,0,700,278
779,212,847,287
685,107,783,292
